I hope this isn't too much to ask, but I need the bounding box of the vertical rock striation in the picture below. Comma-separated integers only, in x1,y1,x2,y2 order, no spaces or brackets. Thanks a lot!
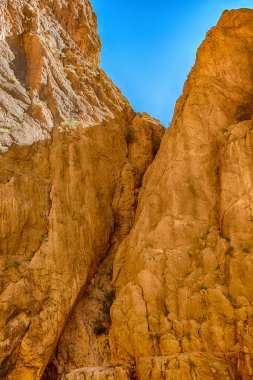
109,8,253,380
1,2,253,380
0,1,164,379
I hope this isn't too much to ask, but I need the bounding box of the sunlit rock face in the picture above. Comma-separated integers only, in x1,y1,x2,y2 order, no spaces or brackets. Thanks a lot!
1,2,253,380
0,1,164,379
109,8,253,380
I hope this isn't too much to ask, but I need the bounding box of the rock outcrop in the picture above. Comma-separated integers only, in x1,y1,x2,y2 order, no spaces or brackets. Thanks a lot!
109,8,253,380
1,2,253,380
0,1,164,379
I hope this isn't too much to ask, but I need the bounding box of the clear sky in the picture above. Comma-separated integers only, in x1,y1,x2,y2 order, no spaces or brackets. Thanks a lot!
91,0,253,127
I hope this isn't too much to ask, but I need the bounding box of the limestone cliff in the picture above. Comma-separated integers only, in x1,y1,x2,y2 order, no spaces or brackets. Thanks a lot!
109,8,253,380
0,1,164,379
1,2,253,380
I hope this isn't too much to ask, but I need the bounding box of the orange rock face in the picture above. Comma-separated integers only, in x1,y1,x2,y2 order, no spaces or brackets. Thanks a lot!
1,2,253,380
109,8,253,380
0,1,164,379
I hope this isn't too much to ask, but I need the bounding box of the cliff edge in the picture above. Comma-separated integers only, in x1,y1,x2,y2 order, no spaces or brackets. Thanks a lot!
1,3,253,380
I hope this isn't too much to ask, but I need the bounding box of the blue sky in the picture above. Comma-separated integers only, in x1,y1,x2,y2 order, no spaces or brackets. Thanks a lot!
91,1,253,127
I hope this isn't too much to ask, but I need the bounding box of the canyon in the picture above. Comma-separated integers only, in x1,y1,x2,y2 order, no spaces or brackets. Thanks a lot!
0,1,253,379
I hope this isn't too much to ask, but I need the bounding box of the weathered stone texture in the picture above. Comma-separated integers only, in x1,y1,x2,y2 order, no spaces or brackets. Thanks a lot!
1,2,253,380
109,8,253,380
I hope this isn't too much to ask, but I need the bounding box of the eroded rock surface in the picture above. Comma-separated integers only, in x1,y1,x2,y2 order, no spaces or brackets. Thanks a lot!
63,366,130,380
0,1,164,379
1,2,253,380
109,8,253,380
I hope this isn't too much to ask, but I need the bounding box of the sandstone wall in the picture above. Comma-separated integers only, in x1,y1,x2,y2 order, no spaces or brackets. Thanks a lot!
0,1,164,379
109,9,253,380
1,2,253,380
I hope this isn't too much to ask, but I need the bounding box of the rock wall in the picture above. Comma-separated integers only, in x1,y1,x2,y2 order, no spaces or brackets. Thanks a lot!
0,1,164,379
1,2,253,380
109,8,253,380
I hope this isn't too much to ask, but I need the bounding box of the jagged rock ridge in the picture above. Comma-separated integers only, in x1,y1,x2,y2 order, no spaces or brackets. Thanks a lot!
1,2,253,380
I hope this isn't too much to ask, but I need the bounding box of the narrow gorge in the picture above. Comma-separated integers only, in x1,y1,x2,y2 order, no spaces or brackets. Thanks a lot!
0,1,253,379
